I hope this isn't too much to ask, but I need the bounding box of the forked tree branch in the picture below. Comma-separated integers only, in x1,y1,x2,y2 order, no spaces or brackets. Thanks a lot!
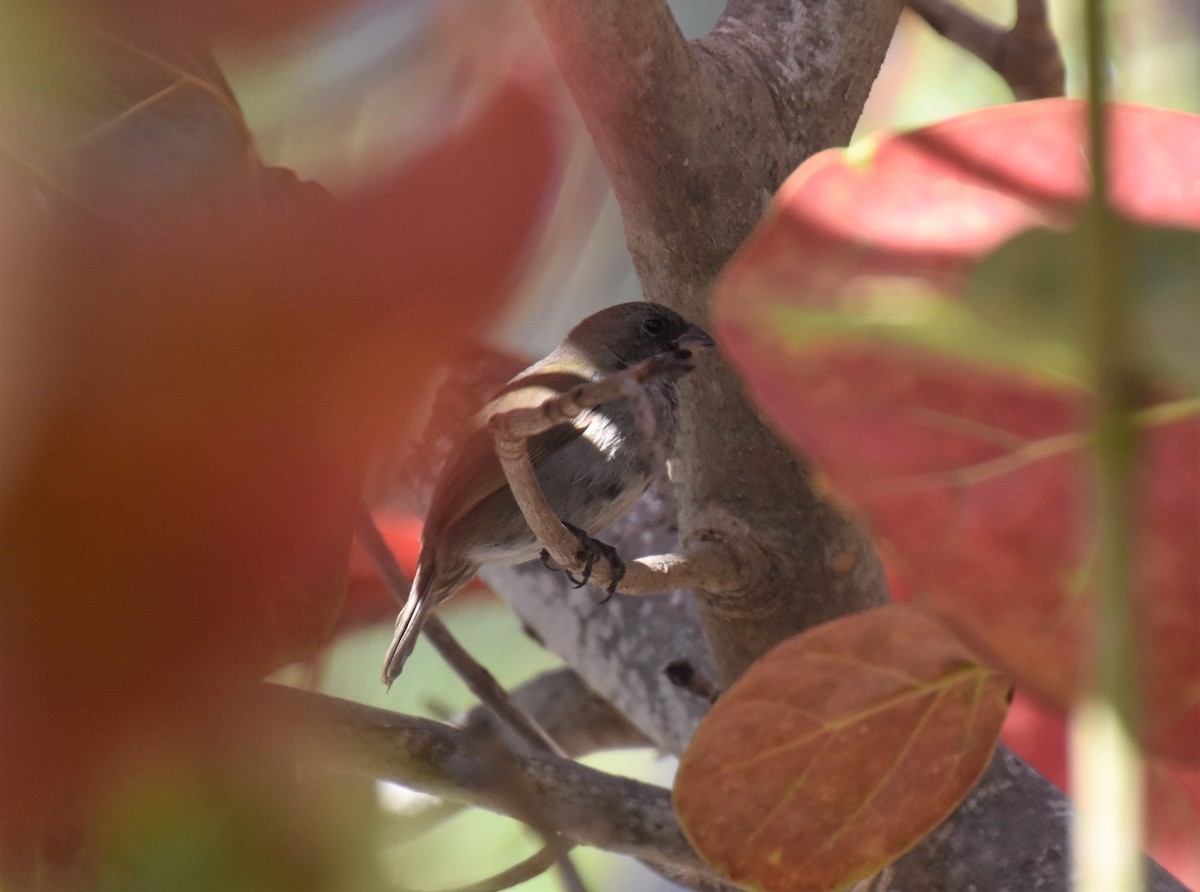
526,0,895,689
265,680,1186,892
460,669,651,758
905,0,1066,99
481,2,1185,891
258,684,729,887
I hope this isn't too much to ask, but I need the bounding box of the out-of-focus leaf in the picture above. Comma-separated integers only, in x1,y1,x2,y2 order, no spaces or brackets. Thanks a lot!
763,282,1089,386
675,604,1010,892
968,224,1200,394
0,8,560,868
1128,227,1200,393
1,13,258,221
75,0,359,43
716,99,1200,765
1001,693,1200,889
965,227,1087,374
1145,760,1200,891
93,726,383,892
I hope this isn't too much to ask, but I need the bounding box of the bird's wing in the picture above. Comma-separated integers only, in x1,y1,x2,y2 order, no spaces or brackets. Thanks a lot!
423,368,591,539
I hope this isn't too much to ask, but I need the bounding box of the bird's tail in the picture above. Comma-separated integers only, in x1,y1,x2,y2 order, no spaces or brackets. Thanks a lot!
381,562,434,687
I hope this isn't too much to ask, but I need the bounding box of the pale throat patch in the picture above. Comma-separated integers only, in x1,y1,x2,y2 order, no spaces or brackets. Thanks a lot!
577,410,625,460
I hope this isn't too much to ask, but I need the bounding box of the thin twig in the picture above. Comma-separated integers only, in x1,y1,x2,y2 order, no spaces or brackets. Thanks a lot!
355,501,413,597
461,669,651,758
354,504,583,886
354,503,565,758
474,727,588,892
905,0,1065,100
1071,0,1143,886
396,842,572,892
421,617,567,758
488,355,747,597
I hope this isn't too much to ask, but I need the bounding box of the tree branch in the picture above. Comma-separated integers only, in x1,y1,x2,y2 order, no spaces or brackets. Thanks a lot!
460,669,651,759
388,669,652,872
905,0,1066,100
256,684,726,883
487,548,1187,892
473,3,1174,891
526,0,895,688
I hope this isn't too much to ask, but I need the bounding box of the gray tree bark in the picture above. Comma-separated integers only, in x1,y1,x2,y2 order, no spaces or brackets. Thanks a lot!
473,1,1189,889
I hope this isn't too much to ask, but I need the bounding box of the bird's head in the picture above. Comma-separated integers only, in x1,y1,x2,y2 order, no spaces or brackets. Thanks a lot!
566,302,714,372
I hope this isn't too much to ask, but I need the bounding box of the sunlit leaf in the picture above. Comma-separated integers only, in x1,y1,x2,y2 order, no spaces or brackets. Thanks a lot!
716,99,1200,765
675,604,1010,892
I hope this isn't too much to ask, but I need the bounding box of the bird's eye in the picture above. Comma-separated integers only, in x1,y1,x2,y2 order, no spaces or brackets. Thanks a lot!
642,317,667,335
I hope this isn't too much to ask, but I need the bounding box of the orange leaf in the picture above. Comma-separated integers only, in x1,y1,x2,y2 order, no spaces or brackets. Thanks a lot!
675,604,1010,892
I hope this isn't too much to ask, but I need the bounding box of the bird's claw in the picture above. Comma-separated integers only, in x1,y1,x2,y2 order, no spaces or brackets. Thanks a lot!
541,547,597,591
562,522,625,601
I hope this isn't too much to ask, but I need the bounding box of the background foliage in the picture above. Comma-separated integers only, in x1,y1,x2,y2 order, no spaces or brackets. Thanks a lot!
1,0,1196,889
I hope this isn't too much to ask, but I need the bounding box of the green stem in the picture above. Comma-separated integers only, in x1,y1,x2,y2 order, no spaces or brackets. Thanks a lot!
1070,1,1143,890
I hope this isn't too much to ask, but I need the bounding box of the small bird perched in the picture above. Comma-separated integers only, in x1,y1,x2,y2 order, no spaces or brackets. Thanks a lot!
381,302,714,685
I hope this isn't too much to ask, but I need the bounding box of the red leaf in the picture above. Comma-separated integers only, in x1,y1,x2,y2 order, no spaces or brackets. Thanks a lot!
348,512,422,582
1146,760,1200,890
715,100,1200,764
1002,696,1200,888
675,604,1010,892
0,60,559,854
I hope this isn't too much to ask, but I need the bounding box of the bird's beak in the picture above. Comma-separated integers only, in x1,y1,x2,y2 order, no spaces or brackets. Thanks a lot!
673,323,715,351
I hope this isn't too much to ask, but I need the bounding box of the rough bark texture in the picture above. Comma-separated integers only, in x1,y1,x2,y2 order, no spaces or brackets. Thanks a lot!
526,0,896,688
475,1,1190,890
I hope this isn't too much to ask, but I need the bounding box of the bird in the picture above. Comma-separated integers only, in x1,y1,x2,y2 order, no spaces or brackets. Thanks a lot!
381,301,714,685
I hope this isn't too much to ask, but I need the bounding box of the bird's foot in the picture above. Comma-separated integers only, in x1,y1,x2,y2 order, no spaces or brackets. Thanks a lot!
561,522,625,601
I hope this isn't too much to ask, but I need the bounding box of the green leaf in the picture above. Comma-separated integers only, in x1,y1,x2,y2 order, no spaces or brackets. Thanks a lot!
967,223,1200,395
1130,226,1200,393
